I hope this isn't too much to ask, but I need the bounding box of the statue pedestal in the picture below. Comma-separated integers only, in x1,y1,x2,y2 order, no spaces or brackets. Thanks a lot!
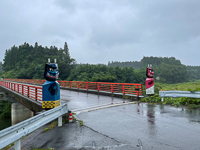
42,81,60,108
146,78,154,95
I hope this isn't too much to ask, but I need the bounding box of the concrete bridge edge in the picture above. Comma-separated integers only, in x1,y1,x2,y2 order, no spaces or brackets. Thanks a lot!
0,85,43,113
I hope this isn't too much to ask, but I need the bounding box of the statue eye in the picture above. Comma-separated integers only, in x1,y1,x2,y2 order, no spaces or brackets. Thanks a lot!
49,68,53,71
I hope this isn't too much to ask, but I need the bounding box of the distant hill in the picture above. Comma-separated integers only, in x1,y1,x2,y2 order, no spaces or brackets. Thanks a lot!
108,56,200,81
108,56,182,69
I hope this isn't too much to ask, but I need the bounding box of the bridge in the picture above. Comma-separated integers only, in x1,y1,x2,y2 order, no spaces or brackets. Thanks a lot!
0,79,143,111
0,79,143,149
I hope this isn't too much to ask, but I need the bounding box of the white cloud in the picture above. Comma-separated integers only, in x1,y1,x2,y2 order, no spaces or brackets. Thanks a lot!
0,0,200,65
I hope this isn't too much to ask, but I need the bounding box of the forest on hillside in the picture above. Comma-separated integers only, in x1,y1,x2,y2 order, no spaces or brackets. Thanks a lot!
2,42,76,80
1,42,199,84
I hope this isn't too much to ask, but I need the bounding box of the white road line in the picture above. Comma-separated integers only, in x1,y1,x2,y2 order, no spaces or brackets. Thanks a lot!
72,101,137,114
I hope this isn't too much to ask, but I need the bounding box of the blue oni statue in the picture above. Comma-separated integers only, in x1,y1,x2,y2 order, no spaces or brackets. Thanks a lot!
42,59,60,109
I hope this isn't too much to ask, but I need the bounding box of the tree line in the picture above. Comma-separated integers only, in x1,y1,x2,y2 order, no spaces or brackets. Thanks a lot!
68,64,146,84
2,42,76,80
1,42,199,84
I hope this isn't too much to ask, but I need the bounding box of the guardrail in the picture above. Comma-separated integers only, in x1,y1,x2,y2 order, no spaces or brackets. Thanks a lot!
0,80,42,101
159,90,200,101
0,103,68,150
4,79,143,96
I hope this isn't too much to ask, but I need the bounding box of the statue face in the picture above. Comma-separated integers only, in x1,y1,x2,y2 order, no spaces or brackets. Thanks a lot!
146,67,154,78
44,63,59,81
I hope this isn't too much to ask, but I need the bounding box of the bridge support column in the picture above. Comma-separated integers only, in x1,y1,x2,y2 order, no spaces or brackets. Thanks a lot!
14,139,20,150
12,103,33,125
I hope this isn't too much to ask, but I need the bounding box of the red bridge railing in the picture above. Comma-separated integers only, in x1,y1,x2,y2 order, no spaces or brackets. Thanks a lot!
3,79,143,96
0,80,42,101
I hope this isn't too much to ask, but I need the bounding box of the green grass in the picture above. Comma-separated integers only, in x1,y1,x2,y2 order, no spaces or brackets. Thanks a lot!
154,80,200,92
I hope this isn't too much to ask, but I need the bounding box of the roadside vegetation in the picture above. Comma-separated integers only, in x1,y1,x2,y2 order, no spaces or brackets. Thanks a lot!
141,80,200,108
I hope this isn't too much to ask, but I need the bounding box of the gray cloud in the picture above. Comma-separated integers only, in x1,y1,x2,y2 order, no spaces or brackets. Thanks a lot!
0,0,200,66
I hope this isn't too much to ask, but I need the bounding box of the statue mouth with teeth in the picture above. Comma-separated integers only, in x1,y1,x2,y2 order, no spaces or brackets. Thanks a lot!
44,62,59,81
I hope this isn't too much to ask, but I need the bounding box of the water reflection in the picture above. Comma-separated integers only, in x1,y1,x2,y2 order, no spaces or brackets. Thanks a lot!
136,103,143,115
147,104,157,139
182,107,200,124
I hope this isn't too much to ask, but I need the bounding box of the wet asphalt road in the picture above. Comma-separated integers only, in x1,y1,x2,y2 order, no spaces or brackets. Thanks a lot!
77,103,200,150
8,89,200,150
60,89,130,111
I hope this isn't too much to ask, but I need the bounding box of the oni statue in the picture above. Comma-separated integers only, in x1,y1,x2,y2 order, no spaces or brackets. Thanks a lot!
42,58,60,109
146,64,154,95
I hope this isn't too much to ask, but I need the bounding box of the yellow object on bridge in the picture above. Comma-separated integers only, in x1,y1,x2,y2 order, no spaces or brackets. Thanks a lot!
42,100,60,108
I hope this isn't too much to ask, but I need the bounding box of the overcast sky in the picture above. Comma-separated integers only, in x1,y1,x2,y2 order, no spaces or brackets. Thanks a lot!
0,0,200,66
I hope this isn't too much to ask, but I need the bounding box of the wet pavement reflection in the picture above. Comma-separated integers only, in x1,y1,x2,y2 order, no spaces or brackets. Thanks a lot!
77,102,200,150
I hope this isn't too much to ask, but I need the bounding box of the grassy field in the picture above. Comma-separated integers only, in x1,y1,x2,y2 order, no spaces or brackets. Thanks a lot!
141,80,200,108
154,80,200,92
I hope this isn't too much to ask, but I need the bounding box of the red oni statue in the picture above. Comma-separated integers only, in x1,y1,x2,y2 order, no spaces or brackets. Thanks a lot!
146,65,154,95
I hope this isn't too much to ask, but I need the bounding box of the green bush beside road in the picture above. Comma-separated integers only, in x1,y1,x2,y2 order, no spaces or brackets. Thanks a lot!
141,80,200,108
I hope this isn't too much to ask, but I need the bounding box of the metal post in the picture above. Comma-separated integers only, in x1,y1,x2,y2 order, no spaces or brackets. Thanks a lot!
14,139,20,150
35,88,37,101
123,84,125,95
22,85,23,95
58,116,62,127
27,86,29,97
77,82,79,89
161,97,164,102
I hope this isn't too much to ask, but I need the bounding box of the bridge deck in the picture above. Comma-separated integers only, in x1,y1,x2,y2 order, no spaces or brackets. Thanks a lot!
60,89,133,111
